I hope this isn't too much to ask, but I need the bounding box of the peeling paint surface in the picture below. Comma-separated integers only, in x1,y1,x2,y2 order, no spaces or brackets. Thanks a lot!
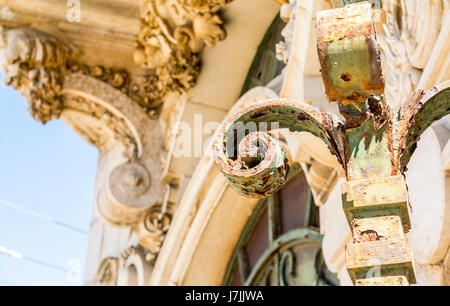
395,81,450,173
316,3,384,106
213,99,344,198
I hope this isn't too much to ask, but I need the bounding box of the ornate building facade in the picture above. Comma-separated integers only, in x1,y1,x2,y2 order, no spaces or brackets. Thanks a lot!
0,0,449,285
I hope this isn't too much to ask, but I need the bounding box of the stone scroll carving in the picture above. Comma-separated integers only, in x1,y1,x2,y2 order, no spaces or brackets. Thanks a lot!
0,26,171,260
137,205,172,263
117,246,153,286
96,160,158,227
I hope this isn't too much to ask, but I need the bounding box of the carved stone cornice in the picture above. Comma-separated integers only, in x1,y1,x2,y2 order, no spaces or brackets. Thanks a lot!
0,26,175,123
0,1,237,122
134,0,233,106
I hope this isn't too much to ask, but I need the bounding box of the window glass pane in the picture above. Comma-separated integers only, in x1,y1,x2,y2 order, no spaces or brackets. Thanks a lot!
230,265,242,286
245,207,269,270
279,172,309,233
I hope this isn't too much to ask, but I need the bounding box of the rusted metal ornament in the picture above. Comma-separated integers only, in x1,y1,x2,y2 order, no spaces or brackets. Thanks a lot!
213,98,344,198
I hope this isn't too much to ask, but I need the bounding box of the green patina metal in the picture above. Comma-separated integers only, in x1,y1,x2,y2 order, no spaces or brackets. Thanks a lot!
316,2,384,106
397,83,450,172
222,163,304,285
244,228,325,286
222,165,339,286
213,99,344,198
341,175,412,233
325,36,375,102
345,118,392,180
213,2,450,286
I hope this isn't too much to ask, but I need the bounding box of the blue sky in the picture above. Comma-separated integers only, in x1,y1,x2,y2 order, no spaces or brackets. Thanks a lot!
0,74,99,285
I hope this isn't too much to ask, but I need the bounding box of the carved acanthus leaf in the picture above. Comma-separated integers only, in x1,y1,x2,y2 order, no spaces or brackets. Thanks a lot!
134,0,233,105
0,27,72,123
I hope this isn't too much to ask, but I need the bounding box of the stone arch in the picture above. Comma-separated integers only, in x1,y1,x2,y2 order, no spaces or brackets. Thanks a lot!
117,247,153,286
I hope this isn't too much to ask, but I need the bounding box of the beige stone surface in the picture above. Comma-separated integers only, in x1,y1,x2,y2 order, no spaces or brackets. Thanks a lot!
187,0,280,110
407,128,450,264
1,0,140,71
181,186,258,285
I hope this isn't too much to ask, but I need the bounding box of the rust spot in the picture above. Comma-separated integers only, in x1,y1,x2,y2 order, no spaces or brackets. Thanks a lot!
298,113,307,121
357,229,384,242
249,112,265,119
341,73,352,82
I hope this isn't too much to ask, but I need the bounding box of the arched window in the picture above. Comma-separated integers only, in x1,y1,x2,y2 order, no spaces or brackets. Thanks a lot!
223,164,339,286
240,15,286,94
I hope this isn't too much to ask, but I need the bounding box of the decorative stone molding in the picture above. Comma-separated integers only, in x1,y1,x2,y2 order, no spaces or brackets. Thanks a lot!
377,0,445,110
0,26,168,230
61,75,166,233
0,27,73,123
70,57,193,112
117,246,153,286
60,94,139,157
137,204,173,263
97,246,153,286
66,63,161,112
0,28,169,232
96,257,119,286
110,162,152,203
134,0,233,106
96,160,162,227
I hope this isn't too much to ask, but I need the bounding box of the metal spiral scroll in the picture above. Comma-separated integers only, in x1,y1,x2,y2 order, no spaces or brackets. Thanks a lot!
395,81,450,172
213,98,344,198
